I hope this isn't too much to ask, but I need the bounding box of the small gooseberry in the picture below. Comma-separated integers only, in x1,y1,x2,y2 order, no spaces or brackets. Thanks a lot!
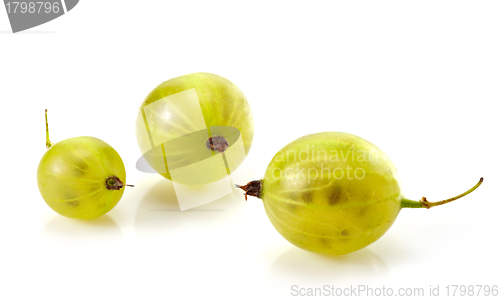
37,110,132,219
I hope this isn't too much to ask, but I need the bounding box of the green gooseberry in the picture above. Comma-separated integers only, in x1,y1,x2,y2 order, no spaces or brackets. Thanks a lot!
37,110,132,219
237,132,483,256
136,72,254,185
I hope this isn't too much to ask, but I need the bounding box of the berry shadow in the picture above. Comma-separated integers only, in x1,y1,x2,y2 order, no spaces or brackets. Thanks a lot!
133,177,246,236
266,246,389,285
42,214,123,246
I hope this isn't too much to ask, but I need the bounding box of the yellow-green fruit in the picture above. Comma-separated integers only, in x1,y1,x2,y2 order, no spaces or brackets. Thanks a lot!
136,72,254,185
238,132,482,256
262,132,401,255
37,137,127,219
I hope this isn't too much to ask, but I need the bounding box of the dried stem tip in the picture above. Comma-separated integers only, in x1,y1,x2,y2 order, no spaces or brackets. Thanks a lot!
106,176,125,190
236,180,263,200
206,136,229,153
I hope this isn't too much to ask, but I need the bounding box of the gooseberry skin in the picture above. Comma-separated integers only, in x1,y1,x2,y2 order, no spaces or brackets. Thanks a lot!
260,132,402,256
136,72,254,184
37,136,126,219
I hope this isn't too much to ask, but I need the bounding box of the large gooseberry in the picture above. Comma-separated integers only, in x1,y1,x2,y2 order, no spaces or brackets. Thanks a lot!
237,132,483,256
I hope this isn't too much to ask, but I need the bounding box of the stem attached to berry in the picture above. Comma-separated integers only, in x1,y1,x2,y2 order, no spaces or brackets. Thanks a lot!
106,176,134,190
45,109,52,149
401,177,483,209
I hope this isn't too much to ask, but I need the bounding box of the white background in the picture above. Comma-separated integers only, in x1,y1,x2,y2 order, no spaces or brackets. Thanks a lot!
1,1,499,299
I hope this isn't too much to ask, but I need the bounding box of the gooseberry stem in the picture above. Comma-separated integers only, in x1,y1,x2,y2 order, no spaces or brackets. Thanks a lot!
401,177,483,209
106,176,134,190
45,109,52,149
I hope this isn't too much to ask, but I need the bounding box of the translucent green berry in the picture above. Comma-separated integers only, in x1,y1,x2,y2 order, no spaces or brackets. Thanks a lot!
136,72,254,185
37,110,131,219
238,132,482,256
